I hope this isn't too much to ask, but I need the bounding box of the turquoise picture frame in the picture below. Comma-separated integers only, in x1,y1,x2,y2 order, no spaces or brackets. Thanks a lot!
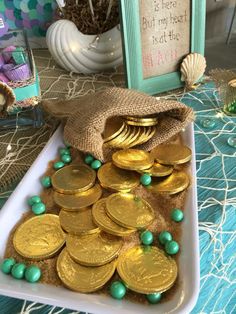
119,0,206,95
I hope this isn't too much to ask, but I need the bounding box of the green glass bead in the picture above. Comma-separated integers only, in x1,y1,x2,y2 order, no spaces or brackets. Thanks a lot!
227,136,236,148
84,154,94,165
11,263,26,279
63,140,71,148
40,176,51,188
201,118,216,129
171,208,184,222
27,195,41,207
59,148,70,156
61,154,72,164
146,292,161,304
32,202,46,215
110,281,126,299
25,265,41,283
165,240,179,255
140,174,152,186
53,161,65,170
158,231,172,245
91,159,102,170
1,258,16,274
140,230,153,245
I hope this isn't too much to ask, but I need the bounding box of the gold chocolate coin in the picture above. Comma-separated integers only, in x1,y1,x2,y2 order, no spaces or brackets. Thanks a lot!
54,183,102,210
151,144,192,165
106,193,155,229
126,116,158,126
92,198,135,237
128,127,149,147
57,248,117,293
97,162,139,192
138,162,173,177
66,232,122,266
13,214,66,260
51,164,96,195
105,124,129,147
59,208,99,235
150,170,190,194
103,117,125,142
117,245,178,294
112,149,154,171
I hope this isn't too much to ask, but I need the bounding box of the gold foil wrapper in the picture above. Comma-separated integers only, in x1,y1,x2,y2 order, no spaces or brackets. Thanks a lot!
57,248,117,293
117,245,177,294
66,232,122,266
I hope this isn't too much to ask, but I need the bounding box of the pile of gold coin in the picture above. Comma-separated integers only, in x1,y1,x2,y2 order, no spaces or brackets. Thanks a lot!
103,115,158,149
12,140,192,296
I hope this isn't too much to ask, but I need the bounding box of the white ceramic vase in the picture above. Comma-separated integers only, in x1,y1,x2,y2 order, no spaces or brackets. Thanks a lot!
46,19,123,74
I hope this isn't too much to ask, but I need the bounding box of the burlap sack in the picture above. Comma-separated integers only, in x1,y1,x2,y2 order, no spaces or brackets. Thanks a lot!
43,87,194,162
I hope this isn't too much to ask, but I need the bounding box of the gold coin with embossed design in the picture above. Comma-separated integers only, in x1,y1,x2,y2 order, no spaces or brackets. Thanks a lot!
51,164,96,194
149,171,190,194
126,116,158,126
13,214,66,260
59,208,99,235
57,248,117,293
117,245,178,294
66,232,122,266
97,162,139,192
112,149,154,171
53,183,102,210
92,198,135,236
106,193,155,229
151,144,192,165
138,162,174,177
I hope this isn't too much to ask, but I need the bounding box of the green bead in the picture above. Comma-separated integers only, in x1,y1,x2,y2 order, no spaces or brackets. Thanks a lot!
165,240,179,255
146,292,161,304
110,281,126,299
158,231,172,245
27,195,41,206
84,154,94,165
63,140,71,148
11,263,26,279
40,176,51,188
59,148,70,156
140,230,153,245
25,265,41,283
61,154,72,164
171,208,184,222
140,174,152,186
91,159,102,170
32,202,46,215
1,258,16,274
53,161,65,170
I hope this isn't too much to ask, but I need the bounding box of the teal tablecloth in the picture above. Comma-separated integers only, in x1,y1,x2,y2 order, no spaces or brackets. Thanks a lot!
0,84,235,313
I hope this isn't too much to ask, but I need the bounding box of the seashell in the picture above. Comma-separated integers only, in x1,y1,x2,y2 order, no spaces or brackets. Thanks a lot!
46,19,123,74
180,53,206,89
228,78,236,88
0,81,15,112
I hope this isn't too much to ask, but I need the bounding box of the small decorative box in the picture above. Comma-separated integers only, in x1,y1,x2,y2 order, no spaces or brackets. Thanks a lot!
0,29,43,129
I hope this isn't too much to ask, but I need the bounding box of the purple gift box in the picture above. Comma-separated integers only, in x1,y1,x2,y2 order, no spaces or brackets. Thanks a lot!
2,45,16,63
4,63,31,82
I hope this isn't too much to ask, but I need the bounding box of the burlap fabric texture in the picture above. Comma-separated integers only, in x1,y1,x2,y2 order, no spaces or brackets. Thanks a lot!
43,87,194,162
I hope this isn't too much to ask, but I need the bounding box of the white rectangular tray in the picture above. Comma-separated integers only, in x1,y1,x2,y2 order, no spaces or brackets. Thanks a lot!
0,124,199,314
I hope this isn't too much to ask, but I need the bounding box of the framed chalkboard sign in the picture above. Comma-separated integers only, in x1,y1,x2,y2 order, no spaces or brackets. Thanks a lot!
119,0,206,95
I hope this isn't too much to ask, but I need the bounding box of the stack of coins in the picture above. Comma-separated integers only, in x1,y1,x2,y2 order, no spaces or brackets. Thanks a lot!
12,140,192,297
103,115,158,149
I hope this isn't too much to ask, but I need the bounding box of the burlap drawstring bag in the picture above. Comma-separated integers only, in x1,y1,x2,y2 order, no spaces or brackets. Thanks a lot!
43,87,194,162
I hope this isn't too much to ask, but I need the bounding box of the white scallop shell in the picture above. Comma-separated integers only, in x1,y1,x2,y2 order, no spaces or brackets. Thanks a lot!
0,82,15,112
180,53,206,88
228,78,236,88
46,19,123,74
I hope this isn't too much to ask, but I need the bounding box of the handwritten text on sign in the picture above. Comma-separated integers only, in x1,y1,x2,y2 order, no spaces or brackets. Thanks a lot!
140,0,191,79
